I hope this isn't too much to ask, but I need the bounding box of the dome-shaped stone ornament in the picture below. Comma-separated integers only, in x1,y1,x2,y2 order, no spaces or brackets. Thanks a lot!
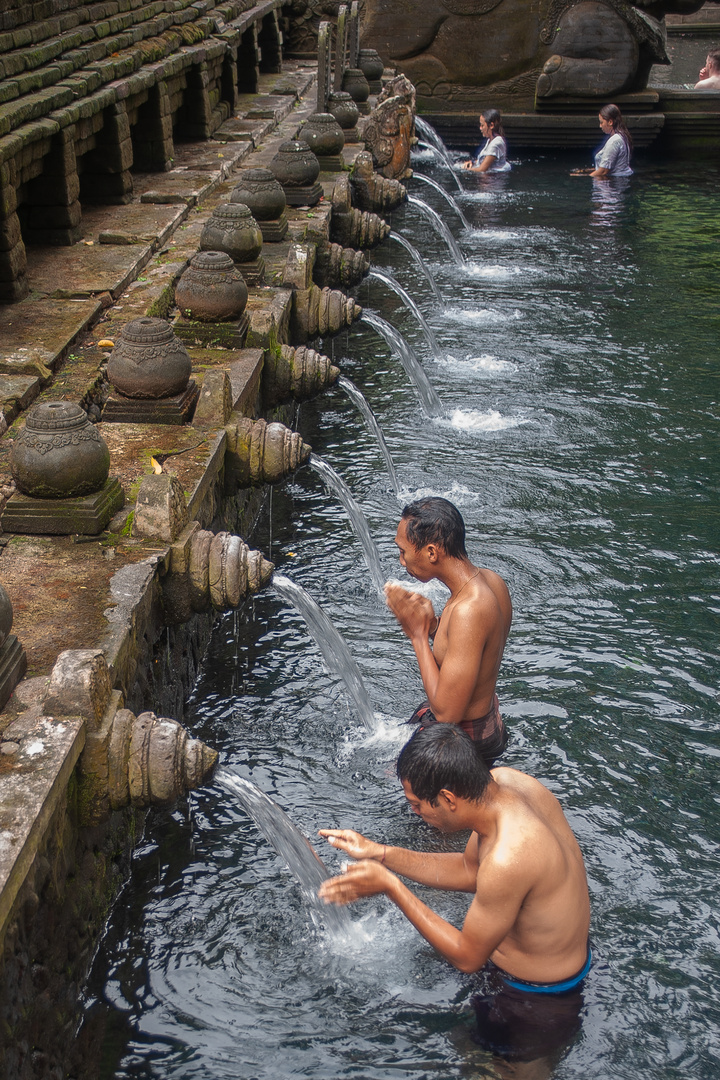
230,168,288,243
200,203,265,285
269,141,323,207
175,252,248,323
357,48,385,93
0,580,26,711
298,113,346,170
104,318,198,424
342,68,371,114
11,402,109,498
328,92,360,141
2,402,124,536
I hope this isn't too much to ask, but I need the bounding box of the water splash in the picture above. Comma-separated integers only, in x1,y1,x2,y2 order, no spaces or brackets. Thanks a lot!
410,139,462,192
216,768,350,933
337,376,400,495
308,454,385,592
414,116,452,161
407,196,465,265
361,310,443,418
411,173,471,229
272,574,377,731
387,232,443,303
368,267,443,360
437,354,518,375
445,409,528,432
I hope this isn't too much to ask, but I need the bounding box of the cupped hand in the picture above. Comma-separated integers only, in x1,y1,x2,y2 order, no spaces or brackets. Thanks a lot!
318,860,392,905
318,828,383,862
384,582,435,639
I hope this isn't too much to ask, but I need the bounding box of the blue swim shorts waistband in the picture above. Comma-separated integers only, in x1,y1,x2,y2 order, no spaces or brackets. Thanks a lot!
497,947,592,995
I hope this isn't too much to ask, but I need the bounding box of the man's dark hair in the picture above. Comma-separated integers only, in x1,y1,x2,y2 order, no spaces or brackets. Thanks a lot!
709,48,720,71
396,724,492,804
401,497,467,559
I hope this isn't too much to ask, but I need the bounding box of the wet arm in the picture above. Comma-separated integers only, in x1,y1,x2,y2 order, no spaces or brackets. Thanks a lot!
320,829,478,892
470,155,496,173
386,869,523,973
412,605,486,722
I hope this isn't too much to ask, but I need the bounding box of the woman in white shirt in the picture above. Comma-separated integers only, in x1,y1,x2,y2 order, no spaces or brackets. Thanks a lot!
572,104,633,179
462,109,511,173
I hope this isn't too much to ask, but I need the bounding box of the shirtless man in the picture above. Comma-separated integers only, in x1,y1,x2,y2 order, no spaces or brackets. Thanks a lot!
385,497,512,766
319,724,592,1063
695,48,720,89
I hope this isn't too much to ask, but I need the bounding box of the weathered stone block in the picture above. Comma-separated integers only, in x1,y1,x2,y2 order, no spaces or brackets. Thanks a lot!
133,472,189,542
42,648,112,730
193,369,233,427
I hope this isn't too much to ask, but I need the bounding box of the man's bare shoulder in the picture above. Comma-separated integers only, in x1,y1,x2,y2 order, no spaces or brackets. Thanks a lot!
488,768,569,835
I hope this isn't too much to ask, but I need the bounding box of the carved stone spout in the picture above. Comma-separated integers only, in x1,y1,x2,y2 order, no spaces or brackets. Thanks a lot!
350,151,407,214
313,241,370,288
262,344,340,406
292,283,362,341
163,523,274,623
109,708,219,809
331,175,390,248
225,417,311,487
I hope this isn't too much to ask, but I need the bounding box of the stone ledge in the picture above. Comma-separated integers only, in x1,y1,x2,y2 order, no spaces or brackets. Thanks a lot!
0,713,85,942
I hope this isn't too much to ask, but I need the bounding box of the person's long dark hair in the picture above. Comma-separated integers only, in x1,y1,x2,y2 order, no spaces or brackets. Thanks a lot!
481,108,505,138
600,103,633,155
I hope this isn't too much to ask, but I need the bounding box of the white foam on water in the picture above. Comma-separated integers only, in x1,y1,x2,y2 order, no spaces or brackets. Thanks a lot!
409,148,436,163
444,409,529,432
443,306,523,324
463,263,539,280
438,353,518,374
462,228,522,240
400,480,482,507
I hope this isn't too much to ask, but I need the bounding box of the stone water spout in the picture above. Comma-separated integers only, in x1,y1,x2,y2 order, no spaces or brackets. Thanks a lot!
331,174,390,249
350,151,407,214
162,521,274,623
224,417,311,488
313,240,370,289
262,344,340,406
108,708,218,811
292,283,362,342
39,649,219,825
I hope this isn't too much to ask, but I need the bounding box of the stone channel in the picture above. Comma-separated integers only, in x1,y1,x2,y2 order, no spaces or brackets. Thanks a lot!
0,3,410,1071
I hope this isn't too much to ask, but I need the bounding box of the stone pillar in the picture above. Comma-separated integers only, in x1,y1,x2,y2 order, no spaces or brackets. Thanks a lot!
0,160,28,303
23,127,82,246
180,62,213,140
259,10,283,74
221,46,239,115
80,102,134,205
132,81,174,173
317,20,332,113
348,1,360,68
334,5,348,92
237,25,260,93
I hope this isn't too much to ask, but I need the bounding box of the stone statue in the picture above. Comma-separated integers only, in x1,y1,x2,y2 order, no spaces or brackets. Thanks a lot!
359,0,707,104
360,88,415,178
